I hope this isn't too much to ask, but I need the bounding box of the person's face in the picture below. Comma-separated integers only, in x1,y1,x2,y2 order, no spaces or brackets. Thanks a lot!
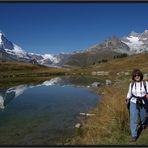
134,74,141,82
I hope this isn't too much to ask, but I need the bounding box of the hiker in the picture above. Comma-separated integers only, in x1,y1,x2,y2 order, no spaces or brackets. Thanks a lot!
126,69,148,142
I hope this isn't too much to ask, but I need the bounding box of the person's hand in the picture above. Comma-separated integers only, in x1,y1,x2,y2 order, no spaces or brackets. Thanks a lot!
125,98,130,104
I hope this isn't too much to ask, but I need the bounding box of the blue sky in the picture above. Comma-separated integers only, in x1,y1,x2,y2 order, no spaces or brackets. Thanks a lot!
0,2,148,55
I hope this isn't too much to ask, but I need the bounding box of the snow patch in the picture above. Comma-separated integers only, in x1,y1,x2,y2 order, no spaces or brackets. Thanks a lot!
7,85,28,98
0,32,3,44
41,77,62,86
29,52,42,56
13,44,27,57
142,38,147,41
4,43,29,59
42,54,60,64
0,96,4,110
122,36,143,52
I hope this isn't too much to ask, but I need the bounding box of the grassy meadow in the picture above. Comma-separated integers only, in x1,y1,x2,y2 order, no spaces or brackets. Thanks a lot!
0,61,68,88
0,61,67,77
68,53,148,145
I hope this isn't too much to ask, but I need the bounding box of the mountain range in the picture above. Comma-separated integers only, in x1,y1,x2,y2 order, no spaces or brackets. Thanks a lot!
0,30,148,67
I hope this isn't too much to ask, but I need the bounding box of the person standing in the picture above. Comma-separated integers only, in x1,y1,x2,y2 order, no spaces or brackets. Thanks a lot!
126,69,148,142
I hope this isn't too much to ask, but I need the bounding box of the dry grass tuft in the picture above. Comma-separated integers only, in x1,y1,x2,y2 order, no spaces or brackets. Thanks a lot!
70,83,131,145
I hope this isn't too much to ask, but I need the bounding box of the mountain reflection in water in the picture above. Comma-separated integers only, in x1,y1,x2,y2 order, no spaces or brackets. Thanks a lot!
0,76,100,145
0,77,63,110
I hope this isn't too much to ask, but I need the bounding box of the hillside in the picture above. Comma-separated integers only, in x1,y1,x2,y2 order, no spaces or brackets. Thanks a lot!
64,37,129,67
67,53,148,81
68,53,148,145
0,61,66,78
90,52,148,77
0,61,68,88
1,53,148,80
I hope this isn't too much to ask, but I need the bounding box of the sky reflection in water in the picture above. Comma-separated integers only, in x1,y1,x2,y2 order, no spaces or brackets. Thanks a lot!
0,77,99,145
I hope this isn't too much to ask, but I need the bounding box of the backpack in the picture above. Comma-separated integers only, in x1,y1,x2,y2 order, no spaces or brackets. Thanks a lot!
127,81,147,110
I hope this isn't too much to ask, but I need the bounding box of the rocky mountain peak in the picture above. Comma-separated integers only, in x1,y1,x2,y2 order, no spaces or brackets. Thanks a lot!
141,30,148,38
100,36,130,53
143,30,148,33
122,30,148,53
129,31,139,37
0,31,5,37
0,31,14,50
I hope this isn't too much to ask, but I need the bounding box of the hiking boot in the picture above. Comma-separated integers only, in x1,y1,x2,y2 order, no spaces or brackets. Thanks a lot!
143,125,147,129
130,137,137,142
141,124,147,130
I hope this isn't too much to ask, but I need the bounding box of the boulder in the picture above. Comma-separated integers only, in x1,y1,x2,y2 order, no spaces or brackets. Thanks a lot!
92,82,101,87
124,72,130,76
80,112,95,117
75,123,81,128
106,79,112,85
97,71,109,76
92,71,97,75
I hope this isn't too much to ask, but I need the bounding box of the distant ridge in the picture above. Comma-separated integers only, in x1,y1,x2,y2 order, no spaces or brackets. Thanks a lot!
0,30,148,67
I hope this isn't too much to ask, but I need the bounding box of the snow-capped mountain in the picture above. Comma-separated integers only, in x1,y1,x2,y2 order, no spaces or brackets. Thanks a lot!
28,53,60,65
0,32,29,59
0,31,61,65
63,30,148,67
122,30,148,53
0,30,148,67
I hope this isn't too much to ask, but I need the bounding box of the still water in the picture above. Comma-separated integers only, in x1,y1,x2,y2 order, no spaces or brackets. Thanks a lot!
0,76,100,145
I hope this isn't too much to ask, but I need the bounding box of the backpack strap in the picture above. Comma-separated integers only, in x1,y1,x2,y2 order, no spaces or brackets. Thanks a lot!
143,81,147,93
130,81,134,99
131,81,147,93
131,81,134,91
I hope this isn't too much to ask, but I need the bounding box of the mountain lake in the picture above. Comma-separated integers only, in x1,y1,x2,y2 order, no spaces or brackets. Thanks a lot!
0,76,101,145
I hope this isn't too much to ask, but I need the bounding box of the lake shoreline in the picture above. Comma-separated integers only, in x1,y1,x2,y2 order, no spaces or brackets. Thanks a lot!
0,76,100,145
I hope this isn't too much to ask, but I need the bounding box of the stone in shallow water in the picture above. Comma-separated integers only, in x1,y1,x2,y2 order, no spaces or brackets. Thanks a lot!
91,82,101,87
75,123,81,128
80,112,95,117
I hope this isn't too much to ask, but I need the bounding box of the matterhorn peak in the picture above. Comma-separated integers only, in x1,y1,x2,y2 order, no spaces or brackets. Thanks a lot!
0,31,14,50
0,30,8,45
0,31,29,59
0,30,5,37
0,31,6,44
